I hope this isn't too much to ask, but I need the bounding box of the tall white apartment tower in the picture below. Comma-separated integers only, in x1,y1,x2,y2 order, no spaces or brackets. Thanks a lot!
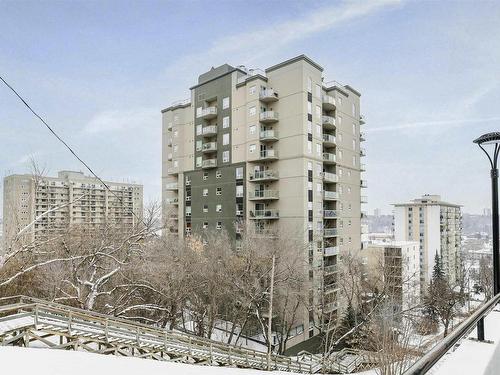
3,170,143,250
162,55,366,343
394,194,462,287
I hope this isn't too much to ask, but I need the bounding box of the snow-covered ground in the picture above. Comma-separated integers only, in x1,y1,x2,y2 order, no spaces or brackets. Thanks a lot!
0,346,293,375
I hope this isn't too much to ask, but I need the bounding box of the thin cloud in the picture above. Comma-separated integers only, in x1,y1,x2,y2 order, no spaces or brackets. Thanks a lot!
367,116,500,133
82,108,158,135
163,0,402,78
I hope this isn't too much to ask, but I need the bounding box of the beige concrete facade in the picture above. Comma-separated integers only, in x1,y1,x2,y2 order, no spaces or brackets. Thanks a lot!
161,55,366,345
394,194,462,288
3,171,143,250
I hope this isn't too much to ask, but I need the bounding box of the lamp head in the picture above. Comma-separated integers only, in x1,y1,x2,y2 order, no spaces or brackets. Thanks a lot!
474,132,500,145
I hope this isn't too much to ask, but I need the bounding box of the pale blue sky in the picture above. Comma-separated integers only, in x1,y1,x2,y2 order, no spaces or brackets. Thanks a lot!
1,0,500,215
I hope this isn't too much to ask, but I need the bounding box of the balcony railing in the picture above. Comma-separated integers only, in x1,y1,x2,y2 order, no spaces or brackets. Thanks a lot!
259,89,279,102
360,163,366,171
249,209,280,219
323,228,339,237
361,195,368,203
322,95,336,110
260,129,279,142
322,115,336,128
202,159,217,169
323,152,336,164
259,111,279,123
361,180,368,188
323,172,338,183
202,125,217,137
202,142,217,153
323,134,336,146
168,167,179,175
324,246,339,257
324,282,339,292
360,147,366,156
259,149,278,160
360,115,365,125
167,153,173,160
324,191,339,200
166,198,178,204
165,183,178,190
324,264,338,274
324,210,338,218
360,132,366,142
324,302,338,312
197,106,217,120
249,170,279,181
248,190,279,200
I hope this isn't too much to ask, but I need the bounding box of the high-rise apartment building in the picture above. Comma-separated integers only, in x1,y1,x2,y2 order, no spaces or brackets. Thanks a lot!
394,194,462,287
3,170,143,250
161,55,366,342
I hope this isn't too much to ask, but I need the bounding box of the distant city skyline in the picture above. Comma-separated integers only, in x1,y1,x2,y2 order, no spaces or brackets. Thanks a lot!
2,0,500,216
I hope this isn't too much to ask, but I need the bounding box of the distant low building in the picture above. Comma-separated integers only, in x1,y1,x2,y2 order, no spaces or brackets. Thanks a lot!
394,194,462,287
2,171,143,251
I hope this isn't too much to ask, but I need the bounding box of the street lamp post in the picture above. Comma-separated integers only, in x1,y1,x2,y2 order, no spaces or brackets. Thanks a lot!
474,132,500,341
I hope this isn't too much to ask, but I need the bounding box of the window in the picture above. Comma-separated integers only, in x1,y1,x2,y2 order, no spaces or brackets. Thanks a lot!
203,222,208,229
339,150,343,159
249,106,256,116
173,145,178,153
223,133,230,145
353,155,357,166
196,107,202,117
236,185,243,197
173,130,178,138
216,170,222,178
338,116,342,125
315,84,321,98
216,221,222,230
339,133,343,142
223,116,230,128
352,123,356,134
216,187,222,196
203,172,208,180
173,160,178,168
223,150,230,163
316,143,321,156
347,187,351,194
338,97,342,105
196,125,202,135
249,85,256,95
307,141,312,154
307,121,312,134
307,77,312,92
174,115,179,122
316,183,322,192
249,125,256,134
236,167,243,179
203,204,208,213
216,204,222,213
196,140,202,151
249,144,256,153
316,123,321,135
203,188,208,197
222,97,230,109
339,186,343,194
352,103,356,116
315,105,321,119
352,139,356,150
307,102,312,115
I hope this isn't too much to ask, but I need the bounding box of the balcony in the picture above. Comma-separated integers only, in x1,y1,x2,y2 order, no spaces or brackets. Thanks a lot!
167,139,172,147
324,264,338,274
324,210,338,218
202,142,217,153
322,115,336,129
360,147,366,157
323,246,339,257
248,190,279,200
167,153,173,161
361,180,368,188
258,149,279,161
322,95,336,110
361,195,368,203
323,134,336,147
166,198,178,205
249,209,280,219
259,111,279,123
324,302,338,313
360,115,365,125
323,153,336,164
360,132,366,142
249,170,279,182
168,167,179,175
202,125,217,137
167,123,173,131
324,191,339,200
197,106,217,120
259,89,279,103
360,163,366,172
260,129,279,142
324,282,339,292
165,182,178,190
324,228,339,238
202,159,217,169
323,172,338,183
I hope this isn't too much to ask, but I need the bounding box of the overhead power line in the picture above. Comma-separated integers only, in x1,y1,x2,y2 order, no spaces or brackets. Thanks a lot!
0,75,148,229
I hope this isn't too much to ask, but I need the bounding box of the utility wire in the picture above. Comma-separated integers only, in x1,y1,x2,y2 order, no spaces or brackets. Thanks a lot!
0,75,149,230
